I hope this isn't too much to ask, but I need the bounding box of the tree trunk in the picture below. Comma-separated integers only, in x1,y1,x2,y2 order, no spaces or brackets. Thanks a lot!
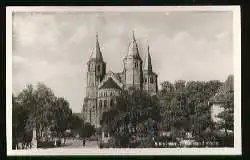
225,127,228,137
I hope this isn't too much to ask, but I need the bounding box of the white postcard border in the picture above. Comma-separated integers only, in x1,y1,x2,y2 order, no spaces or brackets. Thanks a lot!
6,6,241,156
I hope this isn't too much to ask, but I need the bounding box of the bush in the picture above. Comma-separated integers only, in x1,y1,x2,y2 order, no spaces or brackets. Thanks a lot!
56,139,61,147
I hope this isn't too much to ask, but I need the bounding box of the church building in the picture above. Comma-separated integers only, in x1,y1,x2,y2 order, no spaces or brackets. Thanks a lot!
83,32,158,128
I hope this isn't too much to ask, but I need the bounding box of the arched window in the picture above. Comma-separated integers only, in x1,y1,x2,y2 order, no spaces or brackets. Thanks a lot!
104,100,107,108
110,99,114,107
110,92,112,96
135,62,139,68
150,77,153,83
99,100,102,108
88,64,90,71
97,65,101,72
144,77,147,83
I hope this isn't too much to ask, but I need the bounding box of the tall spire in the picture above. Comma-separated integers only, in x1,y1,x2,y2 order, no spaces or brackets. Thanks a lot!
143,45,152,71
90,32,103,61
127,31,140,57
132,30,136,42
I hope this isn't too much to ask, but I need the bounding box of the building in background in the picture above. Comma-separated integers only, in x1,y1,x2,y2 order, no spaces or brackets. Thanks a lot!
83,32,158,128
209,75,234,123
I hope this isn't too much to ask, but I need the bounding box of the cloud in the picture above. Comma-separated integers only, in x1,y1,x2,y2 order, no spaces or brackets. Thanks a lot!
150,31,233,84
12,55,84,109
12,11,233,112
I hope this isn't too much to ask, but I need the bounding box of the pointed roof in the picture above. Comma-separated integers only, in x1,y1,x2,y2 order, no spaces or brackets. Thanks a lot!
127,31,141,58
90,33,103,61
99,77,122,90
143,45,152,71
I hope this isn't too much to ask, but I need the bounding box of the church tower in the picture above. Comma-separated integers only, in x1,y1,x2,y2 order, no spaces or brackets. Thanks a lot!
85,33,106,126
123,31,143,90
143,45,158,95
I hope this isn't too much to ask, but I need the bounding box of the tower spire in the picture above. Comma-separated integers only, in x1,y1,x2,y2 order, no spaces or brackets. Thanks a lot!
143,44,152,71
132,30,136,42
127,31,140,57
90,32,103,61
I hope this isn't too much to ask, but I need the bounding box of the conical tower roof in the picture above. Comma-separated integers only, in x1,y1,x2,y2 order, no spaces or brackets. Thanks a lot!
143,45,152,71
127,31,140,58
90,33,103,61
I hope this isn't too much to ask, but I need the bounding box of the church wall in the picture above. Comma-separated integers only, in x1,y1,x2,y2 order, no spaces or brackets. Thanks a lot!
95,62,106,82
96,88,121,127
143,71,158,95
85,64,105,127
133,61,143,89
84,99,97,125
124,57,143,90
210,102,225,123
87,72,96,86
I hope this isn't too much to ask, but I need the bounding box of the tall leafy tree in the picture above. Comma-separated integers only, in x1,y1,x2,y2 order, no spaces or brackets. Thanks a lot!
159,80,222,142
13,83,76,147
69,113,83,137
12,94,30,149
51,97,72,144
81,123,96,138
31,83,56,141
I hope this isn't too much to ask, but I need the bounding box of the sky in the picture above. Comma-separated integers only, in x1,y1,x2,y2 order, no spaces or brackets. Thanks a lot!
12,11,233,113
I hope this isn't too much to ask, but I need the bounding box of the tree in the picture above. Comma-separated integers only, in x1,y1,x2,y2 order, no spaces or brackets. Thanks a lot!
101,88,161,147
216,90,234,146
29,83,56,141
212,75,234,146
159,80,222,142
51,97,72,144
69,113,83,137
170,91,189,132
100,109,119,134
160,81,175,96
14,83,75,143
81,123,96,138
12,85,36,149
12,94,30,149
174,80,186,91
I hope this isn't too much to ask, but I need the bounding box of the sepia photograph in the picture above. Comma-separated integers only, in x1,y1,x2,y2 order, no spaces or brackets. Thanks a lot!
6,6,241,155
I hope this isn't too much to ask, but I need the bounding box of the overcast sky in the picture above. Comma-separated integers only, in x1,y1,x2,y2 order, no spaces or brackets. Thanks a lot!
12,11,233,112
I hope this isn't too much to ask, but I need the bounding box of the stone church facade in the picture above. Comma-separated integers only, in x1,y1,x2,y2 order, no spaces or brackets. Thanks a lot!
83,33,158,128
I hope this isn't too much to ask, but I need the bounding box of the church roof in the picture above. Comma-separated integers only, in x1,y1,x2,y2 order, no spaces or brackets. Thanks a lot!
209,75,234,102
90,33,103,61
143,45,152,71
98,71,124,89
99,77,122,90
